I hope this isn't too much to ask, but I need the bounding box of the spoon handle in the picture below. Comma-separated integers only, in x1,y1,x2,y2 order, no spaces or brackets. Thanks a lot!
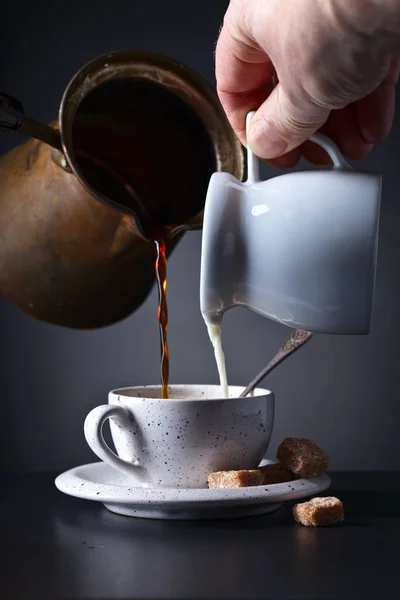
240,329,313,397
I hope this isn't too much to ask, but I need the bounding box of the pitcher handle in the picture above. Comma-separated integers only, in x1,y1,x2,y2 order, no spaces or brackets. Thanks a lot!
246,111,261,183
245,111,352,183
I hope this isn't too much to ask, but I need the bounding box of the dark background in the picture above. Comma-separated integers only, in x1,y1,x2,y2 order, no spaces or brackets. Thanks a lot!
1,0,399,474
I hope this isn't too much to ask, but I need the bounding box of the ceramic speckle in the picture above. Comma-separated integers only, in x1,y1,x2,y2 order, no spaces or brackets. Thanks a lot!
83,385,274,489
55,459,331,520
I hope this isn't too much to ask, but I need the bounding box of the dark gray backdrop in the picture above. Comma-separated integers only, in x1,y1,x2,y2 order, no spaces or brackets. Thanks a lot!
1,0,399,473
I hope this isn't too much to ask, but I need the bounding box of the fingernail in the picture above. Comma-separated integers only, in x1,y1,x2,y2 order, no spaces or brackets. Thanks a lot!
249,119,288,159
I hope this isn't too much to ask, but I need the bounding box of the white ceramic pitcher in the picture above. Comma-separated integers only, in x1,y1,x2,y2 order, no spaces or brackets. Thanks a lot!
200,112,382,334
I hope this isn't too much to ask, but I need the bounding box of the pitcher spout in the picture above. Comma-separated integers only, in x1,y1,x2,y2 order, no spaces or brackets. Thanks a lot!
200,111,382,335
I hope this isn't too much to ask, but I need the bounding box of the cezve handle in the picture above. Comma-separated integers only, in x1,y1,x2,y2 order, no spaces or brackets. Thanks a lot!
0,92,25,132
0,91,64,154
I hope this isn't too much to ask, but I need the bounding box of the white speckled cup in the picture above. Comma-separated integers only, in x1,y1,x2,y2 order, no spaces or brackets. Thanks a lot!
84,384,274,489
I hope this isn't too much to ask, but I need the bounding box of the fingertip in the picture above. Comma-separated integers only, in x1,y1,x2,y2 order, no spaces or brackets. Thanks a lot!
301,141,332,166
215,18,274,150
320,106,374,161
265,148,301,169
247,84,329,160
248,117,289,159
356,83,396,144
344,143,374,161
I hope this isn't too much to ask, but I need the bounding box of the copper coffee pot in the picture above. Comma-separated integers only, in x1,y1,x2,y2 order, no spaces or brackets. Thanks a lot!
0,51,243,328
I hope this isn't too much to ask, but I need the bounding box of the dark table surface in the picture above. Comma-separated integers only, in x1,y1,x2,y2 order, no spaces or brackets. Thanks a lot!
1,472,399,600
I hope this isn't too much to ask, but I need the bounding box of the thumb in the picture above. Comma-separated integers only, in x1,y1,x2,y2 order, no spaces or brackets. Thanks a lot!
248,83,330,159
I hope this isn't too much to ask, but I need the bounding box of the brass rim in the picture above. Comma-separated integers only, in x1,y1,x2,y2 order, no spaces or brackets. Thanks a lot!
58,50,243,232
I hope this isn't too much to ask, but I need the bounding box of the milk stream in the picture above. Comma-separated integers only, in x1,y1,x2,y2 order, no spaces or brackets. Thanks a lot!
206,322,229,399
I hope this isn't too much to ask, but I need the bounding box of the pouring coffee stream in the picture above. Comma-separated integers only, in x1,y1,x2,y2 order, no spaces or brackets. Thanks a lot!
0,57,380,397
0,91,279,398
0,51,243,333
0,91,312,399
0,89,172,398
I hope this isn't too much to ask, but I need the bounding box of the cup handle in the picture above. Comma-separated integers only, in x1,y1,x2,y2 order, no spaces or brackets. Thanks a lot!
245,111,352,180
84,405,147,482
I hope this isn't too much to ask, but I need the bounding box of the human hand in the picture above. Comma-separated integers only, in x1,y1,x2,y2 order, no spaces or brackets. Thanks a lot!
216,0,400,167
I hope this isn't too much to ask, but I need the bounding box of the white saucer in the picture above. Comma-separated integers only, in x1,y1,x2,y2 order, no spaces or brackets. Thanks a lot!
55,459,331,520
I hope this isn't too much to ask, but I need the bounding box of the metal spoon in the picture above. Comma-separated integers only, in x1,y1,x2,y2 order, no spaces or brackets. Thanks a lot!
240,329,313,397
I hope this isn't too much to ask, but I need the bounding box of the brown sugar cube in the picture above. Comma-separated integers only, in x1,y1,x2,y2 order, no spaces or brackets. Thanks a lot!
259,463,296,484
277,438,328,478
293,497,344,527
208,469,264,489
